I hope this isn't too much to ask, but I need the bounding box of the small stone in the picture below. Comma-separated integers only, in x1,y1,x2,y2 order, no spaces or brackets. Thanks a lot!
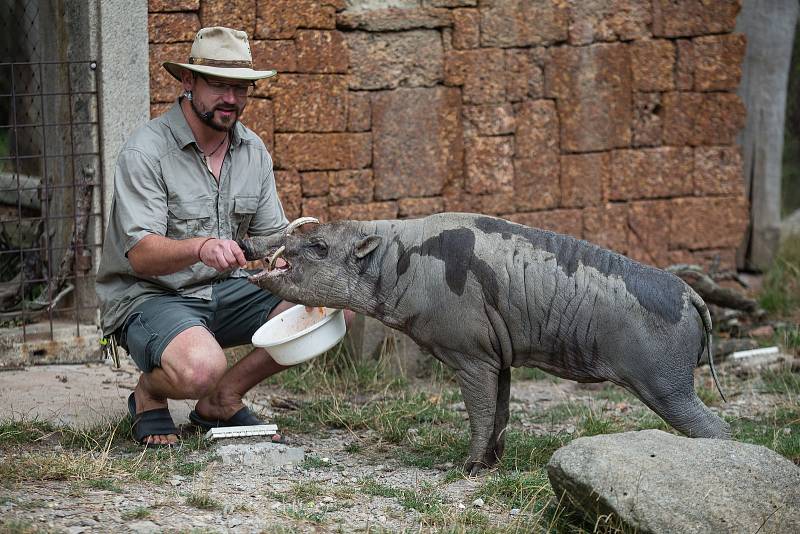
473,497,485,508
458,502,466,509
127,520,161,534
748,325,774,339
321,457,331,463
783,428,792,436
510,508,521,516
323,496,335,503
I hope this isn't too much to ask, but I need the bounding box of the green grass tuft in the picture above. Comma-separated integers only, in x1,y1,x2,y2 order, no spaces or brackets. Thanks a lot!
185,491,221,510
121,507,152,520
759,235,800,316
501,431,570,471
511,366,554,381
760,369,800,395
264,341,407,396
0,419,56,445
301,455,333,469
475,470,551,510
732,402,800,465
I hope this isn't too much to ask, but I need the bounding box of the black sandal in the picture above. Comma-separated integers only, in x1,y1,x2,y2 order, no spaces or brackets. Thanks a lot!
127,392,179,448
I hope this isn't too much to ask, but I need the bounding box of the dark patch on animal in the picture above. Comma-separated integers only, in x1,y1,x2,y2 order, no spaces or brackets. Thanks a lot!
421,228,500,300
474,217,684,324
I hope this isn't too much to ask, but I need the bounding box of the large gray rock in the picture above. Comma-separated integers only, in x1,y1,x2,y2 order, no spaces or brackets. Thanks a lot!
547,429,800,534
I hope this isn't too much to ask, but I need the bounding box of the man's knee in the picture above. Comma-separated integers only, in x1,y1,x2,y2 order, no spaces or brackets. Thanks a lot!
178,351,227,397
161,328,227,397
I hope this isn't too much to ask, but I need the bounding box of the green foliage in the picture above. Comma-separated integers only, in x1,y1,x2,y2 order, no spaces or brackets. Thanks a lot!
500,431,570,471
396,427,469,468
511,366,553,381
264,341,407,395
121,507,152,521
0,418,55,445
185,491,221,510
783,18,800,216
360,480,445,517
732,413,800,465
281,504,326,524
774,324,800,354
301,455,333,470
83,478,123,493
475,470,551,510
759,235,800,316
760,369,800,395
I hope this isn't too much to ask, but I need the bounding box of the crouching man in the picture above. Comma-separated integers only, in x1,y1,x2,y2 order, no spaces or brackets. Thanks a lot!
96,26,348,447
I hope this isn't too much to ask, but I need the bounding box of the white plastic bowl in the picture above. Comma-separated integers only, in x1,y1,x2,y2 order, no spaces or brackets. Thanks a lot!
251,305,346,366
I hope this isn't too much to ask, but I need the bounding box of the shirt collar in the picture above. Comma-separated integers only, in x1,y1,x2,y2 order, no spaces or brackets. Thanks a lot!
166,98,246,149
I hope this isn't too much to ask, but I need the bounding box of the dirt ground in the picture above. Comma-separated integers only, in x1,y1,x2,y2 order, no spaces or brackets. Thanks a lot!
0,345,798,534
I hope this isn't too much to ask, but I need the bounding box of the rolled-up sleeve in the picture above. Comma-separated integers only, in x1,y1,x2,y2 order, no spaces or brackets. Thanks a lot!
113,148,168,255
248,150,289,237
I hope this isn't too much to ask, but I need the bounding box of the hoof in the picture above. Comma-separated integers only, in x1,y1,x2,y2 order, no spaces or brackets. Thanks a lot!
466,459,490,477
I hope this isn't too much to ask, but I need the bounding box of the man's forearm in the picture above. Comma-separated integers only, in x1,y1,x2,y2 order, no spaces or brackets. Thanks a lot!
127,234,207,276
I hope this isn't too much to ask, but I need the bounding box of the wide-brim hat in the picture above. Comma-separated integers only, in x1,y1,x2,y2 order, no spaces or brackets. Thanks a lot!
163,26,276,81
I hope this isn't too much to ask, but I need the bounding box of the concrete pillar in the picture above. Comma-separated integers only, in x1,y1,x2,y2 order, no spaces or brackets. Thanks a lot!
736,0,800,270
97,0,150,227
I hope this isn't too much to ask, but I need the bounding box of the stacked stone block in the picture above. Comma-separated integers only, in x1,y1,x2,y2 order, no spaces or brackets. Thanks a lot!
148,0,749,270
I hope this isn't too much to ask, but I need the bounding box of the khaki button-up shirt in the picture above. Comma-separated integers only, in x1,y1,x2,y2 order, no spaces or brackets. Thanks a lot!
96,101,288,335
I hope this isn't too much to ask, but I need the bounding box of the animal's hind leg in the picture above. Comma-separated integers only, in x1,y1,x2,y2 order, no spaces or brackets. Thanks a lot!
454,360,499,476
482,367,511,468
625,366,731,439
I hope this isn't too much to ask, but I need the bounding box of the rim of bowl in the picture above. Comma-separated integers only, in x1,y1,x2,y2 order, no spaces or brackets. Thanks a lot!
255,307,343,348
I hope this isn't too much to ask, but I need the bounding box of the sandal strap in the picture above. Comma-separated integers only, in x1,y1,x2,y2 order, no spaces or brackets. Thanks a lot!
132,408,178,443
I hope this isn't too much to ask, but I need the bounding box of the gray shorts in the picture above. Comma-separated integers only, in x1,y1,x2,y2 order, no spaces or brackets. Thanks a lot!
118,277,283,373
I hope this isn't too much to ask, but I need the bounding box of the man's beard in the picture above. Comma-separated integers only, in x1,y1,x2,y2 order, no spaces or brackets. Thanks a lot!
190,99,240,132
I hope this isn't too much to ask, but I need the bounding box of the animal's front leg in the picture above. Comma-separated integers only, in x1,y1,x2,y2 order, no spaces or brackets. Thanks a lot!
454,359,500,476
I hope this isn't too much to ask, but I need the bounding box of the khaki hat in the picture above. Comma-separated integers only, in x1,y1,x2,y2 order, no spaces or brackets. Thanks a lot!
163,26,276,81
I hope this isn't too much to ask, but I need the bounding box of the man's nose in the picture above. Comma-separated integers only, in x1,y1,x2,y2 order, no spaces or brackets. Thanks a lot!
221,90,238,103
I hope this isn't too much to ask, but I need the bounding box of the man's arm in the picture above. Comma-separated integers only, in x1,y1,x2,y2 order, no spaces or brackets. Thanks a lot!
128,234,246,276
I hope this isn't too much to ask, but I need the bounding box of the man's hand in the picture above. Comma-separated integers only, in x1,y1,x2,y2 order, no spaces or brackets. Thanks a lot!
198,238,247,272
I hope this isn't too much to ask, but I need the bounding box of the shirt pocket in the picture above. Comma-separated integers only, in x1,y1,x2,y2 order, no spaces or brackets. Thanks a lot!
167,197,214,238
232,195,258,240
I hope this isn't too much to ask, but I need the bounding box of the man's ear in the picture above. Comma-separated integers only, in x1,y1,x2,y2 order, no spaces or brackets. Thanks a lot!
354,235,382,259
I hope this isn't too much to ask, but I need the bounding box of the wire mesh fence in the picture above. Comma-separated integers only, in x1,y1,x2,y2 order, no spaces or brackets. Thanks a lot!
0,0,103,346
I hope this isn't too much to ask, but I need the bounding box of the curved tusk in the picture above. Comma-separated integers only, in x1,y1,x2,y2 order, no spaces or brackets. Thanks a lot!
285,216,319,236
267,245,286,271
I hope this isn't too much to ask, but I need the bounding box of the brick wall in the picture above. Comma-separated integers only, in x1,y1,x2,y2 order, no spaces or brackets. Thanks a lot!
148,0,749,270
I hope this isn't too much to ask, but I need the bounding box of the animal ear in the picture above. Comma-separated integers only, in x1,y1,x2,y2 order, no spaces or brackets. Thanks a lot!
354,235,382,259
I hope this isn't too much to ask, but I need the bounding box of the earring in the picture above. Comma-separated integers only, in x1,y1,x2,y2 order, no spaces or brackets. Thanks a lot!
183,90,193,101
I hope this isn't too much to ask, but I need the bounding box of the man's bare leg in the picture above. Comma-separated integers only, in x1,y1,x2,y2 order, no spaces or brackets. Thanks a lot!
134,303,355,445
192,300,297,423
132,325,228,446
194,305,356,424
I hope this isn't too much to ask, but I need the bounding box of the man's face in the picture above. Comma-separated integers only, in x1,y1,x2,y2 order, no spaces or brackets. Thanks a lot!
185,72,253,131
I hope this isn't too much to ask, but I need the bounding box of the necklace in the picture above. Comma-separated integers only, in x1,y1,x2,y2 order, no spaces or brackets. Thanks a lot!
201,133,227,173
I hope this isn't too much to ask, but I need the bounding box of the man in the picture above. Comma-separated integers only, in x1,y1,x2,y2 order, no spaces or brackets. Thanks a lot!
96,27,313,446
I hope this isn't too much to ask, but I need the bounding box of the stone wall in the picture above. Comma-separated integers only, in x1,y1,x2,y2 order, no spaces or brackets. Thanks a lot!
148,0,749,270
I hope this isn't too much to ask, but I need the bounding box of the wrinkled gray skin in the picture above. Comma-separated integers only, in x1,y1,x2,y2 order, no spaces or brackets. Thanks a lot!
242,213,731,475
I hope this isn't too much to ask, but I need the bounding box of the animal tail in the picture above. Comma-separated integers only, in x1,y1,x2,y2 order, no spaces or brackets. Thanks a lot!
688,287,726,402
